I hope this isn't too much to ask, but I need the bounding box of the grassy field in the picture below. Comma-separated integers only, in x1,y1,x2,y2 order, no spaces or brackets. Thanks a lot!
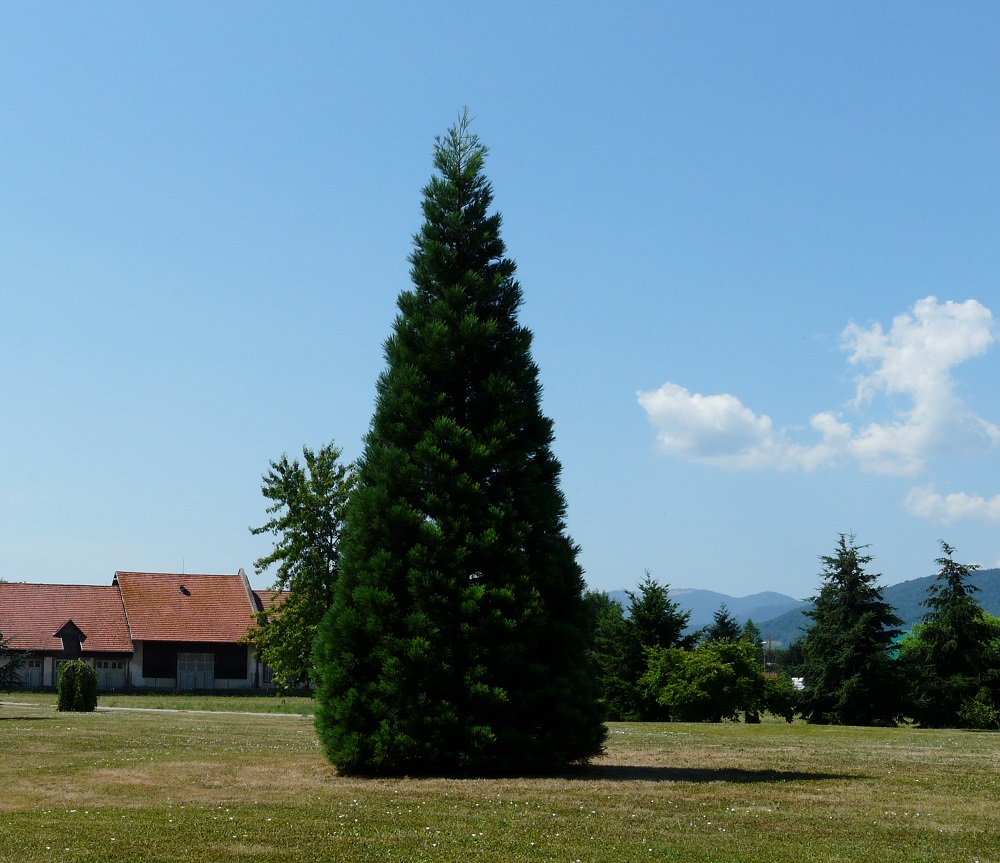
3,691,317,715
1,695,998,863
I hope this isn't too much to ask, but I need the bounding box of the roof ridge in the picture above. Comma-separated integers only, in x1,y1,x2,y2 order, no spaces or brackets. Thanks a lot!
238,568,259,616
114,577,133,642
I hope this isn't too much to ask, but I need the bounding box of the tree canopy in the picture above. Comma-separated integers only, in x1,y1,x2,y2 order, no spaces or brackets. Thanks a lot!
312,112,605,776
642,640,796,724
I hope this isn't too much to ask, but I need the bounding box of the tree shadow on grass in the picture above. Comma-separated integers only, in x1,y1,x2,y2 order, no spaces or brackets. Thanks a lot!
0,715,54,722
570,764,854,784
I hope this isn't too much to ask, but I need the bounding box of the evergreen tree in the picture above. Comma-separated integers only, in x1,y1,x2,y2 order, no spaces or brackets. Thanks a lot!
244,442,355,691
799,535,903,726
900,542,1000,728
740,618,764,667
592,595,639,720
740,618,761,646
627,572,694,651
0,630,27,690
581,589,622,652
56,659,98,712
592,571,692,720
704,602,741,644
313,113,606,776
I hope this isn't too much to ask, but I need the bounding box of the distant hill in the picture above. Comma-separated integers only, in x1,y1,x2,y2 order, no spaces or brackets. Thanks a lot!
605,588,805,631
757,568,1000,647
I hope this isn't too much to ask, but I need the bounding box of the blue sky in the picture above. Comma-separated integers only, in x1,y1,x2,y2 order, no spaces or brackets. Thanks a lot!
2,3,998,598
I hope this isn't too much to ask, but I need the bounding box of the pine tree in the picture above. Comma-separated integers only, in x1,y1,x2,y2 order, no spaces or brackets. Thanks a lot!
900,542,1000,728
593,571,692,720
626,572,694,651
312,112,606,775
799,535,903,726
704,603,741,644
0,630,27,690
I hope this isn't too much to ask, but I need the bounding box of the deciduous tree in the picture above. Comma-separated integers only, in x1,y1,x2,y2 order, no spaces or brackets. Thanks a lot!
642,640,795,723
313,113,605,775
245,442,355,691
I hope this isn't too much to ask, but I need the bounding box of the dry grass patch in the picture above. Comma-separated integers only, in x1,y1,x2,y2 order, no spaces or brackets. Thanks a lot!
1,698,998,862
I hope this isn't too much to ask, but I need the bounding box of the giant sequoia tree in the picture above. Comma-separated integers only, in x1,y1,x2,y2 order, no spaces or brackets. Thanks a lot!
313,114,606,775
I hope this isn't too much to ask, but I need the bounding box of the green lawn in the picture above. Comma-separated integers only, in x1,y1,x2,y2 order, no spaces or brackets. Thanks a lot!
3,691,316,715
1,695,997,863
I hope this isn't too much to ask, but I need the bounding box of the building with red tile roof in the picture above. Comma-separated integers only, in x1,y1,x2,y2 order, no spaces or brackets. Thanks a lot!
0,582,132,689
0,569,278,691
114,570,258,643
0,583,131,653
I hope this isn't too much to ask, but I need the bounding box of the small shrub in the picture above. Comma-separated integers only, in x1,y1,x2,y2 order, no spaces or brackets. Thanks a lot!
57,660,99,712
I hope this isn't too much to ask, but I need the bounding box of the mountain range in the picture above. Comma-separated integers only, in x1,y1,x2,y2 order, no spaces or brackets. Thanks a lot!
604,567,1000,646
605,588,805,631
756,568,1000,646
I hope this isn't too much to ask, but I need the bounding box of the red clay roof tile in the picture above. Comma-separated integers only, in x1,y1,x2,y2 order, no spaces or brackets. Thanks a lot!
252,589,290,613
0,583,132,653
114,571,258,643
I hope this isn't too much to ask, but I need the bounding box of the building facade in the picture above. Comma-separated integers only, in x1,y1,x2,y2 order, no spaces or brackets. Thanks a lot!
0,570,282,691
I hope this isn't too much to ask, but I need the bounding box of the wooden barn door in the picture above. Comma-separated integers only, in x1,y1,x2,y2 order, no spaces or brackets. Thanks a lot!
177,652,214,690
95,659,126,690
22,657,43,688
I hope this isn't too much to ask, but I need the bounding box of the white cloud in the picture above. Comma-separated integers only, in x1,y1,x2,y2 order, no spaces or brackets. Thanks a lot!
636,384,784,469
639,296,998,479
637,384,843,471
904,486,1000,525
839,296,999,474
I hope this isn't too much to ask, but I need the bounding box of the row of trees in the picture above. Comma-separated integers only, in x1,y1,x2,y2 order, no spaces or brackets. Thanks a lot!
248,450,999,733
586,574,795,724
584,537,1000,730
797,536,1000,729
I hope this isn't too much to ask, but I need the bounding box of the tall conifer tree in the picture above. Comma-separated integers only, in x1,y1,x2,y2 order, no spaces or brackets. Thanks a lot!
313,113,606,775
799,535,903,726
901,542,998,727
